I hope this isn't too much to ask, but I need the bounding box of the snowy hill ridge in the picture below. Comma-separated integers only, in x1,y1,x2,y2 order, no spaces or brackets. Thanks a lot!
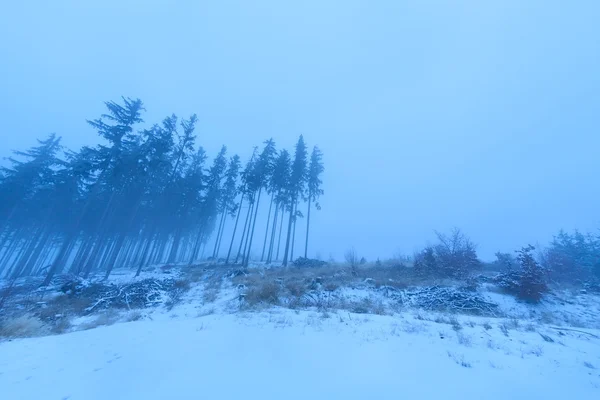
1,263,600,399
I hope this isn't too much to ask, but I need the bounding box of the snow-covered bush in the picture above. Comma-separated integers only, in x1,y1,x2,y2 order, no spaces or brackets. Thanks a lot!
541,230,600,283
494,245,548,303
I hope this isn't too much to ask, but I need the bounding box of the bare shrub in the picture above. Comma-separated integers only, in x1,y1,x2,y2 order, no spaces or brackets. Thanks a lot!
447,351,472,368
245,281,281,306
449,317,462,331
285,280,306,298
414,229,481,279
344,247,359,267
202,289,218,304
457,332,472,346
482,322,492,330
0,315,47,338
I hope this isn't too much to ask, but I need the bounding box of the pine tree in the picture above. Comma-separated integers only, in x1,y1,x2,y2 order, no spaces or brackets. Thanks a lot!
304,146,324,258
282,136,308,266
243,139,276,266
265,150,290,263
0,97,325,283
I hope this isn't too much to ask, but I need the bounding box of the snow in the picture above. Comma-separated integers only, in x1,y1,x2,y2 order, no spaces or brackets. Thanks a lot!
2,266,600,399
1,309,599,400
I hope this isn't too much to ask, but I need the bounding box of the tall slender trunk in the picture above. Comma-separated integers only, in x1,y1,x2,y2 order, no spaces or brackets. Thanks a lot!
21,228,52,277
136,232,155,276
70,235,94,275
304,196,312,259
215,214,227,261
225,195,244,264
7,236,35,279
239,201,255,265
235,198,253,264
167,229,183,264
104,233,128,280
282,196,296,266
212,211,226,259
36,237,56,275
244,188,262,267
0,230,23,275
10,228,43,279
42,233,77,286
276,205,285,261
267,203,280,263
290,199,298,262
260,192,275,261
82,236,110,279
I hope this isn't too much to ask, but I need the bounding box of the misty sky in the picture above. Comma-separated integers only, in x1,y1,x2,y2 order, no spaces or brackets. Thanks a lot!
1,0,599,261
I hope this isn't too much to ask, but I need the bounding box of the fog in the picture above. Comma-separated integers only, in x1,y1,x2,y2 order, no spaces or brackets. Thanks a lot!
1,0,599,261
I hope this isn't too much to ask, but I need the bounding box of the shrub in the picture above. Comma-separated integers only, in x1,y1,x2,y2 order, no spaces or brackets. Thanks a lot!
293,257,327,268
344,247,359,267
414,229,481,279
495,245,548,303
245,281,281,306
541,230,600,283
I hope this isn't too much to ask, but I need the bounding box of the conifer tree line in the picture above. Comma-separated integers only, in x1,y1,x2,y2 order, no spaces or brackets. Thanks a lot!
0,98,324,284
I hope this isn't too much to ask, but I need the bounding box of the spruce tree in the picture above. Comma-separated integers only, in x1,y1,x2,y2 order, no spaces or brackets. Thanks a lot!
282,136,308,266
304,146,324,258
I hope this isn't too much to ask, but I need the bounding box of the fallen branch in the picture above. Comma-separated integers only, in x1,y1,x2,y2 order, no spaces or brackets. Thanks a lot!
548,326,599,339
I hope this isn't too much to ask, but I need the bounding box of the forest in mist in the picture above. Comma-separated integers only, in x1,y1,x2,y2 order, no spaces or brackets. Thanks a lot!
0,98,324,284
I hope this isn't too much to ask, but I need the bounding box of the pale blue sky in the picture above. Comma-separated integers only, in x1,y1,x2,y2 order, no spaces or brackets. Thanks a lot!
1,0,599,260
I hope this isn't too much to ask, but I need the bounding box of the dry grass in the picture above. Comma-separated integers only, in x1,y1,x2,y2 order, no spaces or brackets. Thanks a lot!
457,332,472,347
447,351,472,368
0,315,48,338
245,282,282,307
80,310,120,330
233,263,443,296
202,272,223,304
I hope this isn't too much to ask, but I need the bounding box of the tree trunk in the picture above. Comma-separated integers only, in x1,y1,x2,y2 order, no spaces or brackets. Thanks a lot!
260,192,275,261
167,229,183,264
282,196,296,266
215,214,227,261
42,232,77,286
290,199,298,262
304,196,312,259
212,211,226,259
235,198,253,264
135,232,155,277
267,202,279,263
21,228,52,277
225,195,244,264
276,205,285,262
244,188,262,267
103,232,129,280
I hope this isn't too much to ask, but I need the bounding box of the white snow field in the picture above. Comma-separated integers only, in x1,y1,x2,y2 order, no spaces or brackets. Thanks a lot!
1,308,599,400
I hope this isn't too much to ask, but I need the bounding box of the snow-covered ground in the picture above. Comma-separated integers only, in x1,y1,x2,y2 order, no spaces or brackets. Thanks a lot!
1,265,600,399
1,309,600,399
